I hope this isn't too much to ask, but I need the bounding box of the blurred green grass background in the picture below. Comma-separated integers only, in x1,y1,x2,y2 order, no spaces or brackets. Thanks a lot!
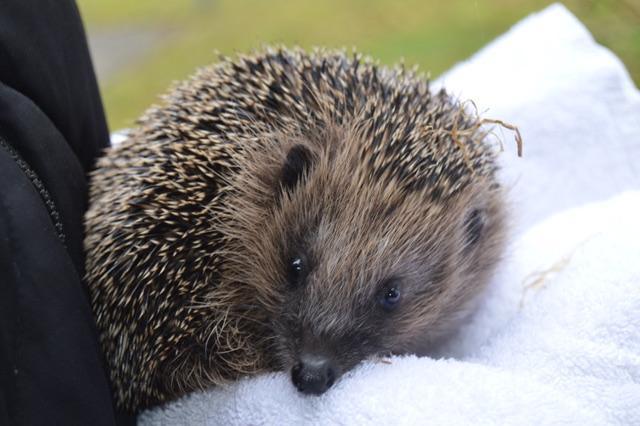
76,0,640,131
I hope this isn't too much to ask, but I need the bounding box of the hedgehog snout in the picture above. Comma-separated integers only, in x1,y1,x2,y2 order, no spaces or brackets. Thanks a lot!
291,353,338,395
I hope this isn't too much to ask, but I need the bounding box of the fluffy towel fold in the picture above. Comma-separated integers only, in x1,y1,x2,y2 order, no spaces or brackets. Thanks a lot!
434,3,640,236
140,192,640,425
139,3,640,425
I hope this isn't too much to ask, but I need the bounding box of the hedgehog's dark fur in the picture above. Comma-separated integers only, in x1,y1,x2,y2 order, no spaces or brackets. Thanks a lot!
85,47,506,411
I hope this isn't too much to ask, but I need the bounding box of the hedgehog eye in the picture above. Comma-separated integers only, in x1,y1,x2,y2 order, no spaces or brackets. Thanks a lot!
464,208,486,248
287,255,307,288
377,281,401,311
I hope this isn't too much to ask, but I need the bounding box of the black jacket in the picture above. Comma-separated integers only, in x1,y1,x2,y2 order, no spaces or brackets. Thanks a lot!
0,1,133,424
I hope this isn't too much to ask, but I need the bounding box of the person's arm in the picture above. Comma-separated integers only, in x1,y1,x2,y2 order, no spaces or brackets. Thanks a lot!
0,1,132,424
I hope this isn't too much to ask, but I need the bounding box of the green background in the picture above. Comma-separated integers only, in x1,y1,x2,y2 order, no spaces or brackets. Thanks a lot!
76,0,640,130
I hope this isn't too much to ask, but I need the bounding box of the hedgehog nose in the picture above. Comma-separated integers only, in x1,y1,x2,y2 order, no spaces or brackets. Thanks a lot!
291,355,336,395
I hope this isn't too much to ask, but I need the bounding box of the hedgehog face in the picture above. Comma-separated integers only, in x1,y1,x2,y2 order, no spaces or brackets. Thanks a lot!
230,130,506,396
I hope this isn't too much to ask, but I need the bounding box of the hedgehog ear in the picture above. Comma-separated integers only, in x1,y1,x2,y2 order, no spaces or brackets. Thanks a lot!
463,208,486,249
279,144,314,192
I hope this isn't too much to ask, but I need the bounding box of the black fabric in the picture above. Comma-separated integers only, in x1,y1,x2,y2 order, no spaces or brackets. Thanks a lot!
0,1,134,425
0,0,110,175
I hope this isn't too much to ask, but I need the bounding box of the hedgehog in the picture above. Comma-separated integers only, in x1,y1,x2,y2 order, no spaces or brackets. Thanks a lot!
84,47,510,412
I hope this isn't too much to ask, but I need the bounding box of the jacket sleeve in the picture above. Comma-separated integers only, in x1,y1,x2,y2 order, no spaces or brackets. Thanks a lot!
0,1,134,424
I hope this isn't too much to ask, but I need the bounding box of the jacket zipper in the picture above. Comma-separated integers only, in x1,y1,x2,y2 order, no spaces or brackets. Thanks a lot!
0,136,66,246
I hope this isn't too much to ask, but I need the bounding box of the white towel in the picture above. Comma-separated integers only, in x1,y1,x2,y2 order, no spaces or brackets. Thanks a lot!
140,191,640,425
434,3,640,236
139,3,640,425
